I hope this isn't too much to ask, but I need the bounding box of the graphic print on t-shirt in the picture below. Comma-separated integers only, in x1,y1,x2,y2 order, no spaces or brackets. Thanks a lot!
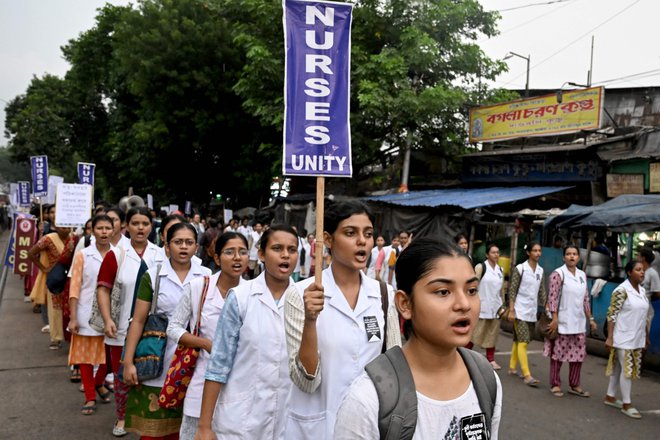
442,413,488,440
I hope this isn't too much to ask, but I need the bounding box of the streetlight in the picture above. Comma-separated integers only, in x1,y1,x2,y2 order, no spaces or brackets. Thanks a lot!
504,52,531,97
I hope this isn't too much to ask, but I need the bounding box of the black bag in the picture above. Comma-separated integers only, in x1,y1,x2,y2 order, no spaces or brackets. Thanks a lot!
46,263,69,295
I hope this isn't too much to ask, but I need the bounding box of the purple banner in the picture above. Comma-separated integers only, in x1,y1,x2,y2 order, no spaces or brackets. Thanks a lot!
30,155,49,197
283,0,353,177
77,162,95,185
17,181,31,207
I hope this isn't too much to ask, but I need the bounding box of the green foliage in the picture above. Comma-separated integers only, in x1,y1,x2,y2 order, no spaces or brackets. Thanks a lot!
4,0,510,205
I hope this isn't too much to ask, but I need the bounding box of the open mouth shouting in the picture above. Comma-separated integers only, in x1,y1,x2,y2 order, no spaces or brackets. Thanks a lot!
451,317,471,335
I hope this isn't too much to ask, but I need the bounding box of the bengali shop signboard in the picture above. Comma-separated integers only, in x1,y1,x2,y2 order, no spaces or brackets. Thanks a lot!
469,87,604,143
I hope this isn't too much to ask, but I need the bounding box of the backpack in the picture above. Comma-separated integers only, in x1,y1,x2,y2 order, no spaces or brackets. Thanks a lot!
365,346,497,440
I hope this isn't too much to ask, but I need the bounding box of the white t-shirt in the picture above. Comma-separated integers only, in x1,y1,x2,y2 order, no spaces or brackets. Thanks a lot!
642,266,660,297
334,370,502,440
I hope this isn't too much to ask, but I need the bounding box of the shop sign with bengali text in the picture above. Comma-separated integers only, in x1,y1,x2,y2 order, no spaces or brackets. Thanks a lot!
606,173,644,198
469,87,604,143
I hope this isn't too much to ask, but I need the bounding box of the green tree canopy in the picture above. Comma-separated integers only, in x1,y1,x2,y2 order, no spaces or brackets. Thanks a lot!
4,0,512,207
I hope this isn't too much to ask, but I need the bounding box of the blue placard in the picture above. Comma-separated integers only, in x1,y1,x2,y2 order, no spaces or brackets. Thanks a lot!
17,181,31,207
282,0,353,177
30,155,49,197
77,162,95,186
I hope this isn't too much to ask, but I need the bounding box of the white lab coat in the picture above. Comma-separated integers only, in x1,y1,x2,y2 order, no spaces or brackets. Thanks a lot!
75,244,115,336
556,265,588,335
513,261,544,322
213,274,293,439
142,258,211,388
612,280,649,350
168,272,247,418
286,269,393,440
478,261,504,319
103,241,164,346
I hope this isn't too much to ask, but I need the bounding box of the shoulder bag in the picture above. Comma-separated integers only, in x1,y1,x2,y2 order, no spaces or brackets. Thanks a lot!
131,264,169,382
159,276,210,409
89,248,126,333
536,270,563,340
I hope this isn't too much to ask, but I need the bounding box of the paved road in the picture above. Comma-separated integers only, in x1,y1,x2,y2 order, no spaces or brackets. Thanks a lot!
0,231,658,439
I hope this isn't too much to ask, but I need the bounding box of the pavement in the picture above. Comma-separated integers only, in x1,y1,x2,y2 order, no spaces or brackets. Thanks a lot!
0,231,137,440
0,230,658,439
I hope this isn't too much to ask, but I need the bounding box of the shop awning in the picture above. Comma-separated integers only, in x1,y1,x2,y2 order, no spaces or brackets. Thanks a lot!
544,194,660,232
364,186,573,209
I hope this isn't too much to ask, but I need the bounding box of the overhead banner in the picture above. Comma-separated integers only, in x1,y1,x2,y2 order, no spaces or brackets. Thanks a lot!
77,162,95,185
17,181,31,207
282,0,353,177
469,86,604,143
30,155,49,197
13,217,37,275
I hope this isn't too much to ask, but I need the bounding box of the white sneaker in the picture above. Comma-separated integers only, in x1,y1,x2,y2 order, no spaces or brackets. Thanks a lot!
23,296,31,303
41,325,50,333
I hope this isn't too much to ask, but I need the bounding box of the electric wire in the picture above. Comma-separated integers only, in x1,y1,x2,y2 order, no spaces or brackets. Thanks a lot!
497,0,574,13
499,0,642,88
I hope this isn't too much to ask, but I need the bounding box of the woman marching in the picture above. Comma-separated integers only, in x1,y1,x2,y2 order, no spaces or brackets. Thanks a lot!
543,245,598,398
166,232,249,439
471,243,506,370
122,222,211,438
28,221,75,350
604,260,650,419
284,201,401,440
507,241,546,387
335,238,502,439
96,206,164,437
194,225,298,440
67,214,115,415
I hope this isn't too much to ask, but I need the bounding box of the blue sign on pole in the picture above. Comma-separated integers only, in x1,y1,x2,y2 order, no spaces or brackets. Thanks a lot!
30,155,49,197
77,162,95,185
282,0,353,177
17,181,31,207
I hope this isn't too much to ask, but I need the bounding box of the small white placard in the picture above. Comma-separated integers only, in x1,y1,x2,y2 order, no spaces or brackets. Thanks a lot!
54,183,93,227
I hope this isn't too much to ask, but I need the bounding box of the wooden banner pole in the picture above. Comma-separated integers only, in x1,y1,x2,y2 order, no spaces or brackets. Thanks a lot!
314,176,325,286
39,198,43,223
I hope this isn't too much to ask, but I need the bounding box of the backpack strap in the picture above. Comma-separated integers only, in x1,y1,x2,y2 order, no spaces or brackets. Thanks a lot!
457,347,497,433
365,346,417,440
379,281,388,354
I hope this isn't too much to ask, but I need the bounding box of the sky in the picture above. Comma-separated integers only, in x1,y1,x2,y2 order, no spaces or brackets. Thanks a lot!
1,0,659,148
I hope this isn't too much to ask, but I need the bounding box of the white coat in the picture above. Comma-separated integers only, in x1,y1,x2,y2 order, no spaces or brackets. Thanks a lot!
168,272,247,418
478,261,504,319
104,241,164,346
286,269,393,440
513,260,544,322
142,258,210,388
612,280,649,350
212,273,293,439
556,265,588,335
75,244,115,336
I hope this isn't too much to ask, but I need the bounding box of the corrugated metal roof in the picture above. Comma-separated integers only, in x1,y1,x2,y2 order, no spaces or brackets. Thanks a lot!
364,186,573,209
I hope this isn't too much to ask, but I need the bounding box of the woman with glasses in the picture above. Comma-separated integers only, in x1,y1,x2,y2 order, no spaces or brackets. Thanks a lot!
121,222,211,439
167,232,249,439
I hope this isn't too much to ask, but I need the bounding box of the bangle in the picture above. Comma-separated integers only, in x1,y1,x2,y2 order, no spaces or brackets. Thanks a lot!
589,317,595,321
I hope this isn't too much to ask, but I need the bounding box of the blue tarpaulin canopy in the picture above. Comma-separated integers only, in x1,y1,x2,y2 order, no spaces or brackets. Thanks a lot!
544,194,660,232
364,186,573,210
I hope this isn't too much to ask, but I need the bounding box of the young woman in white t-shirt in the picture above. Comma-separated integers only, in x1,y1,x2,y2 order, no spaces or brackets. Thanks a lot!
335,238,502,439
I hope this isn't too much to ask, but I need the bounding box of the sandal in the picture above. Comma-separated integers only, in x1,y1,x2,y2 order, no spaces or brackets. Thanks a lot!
568,387,590,397
603,399,623,409
70,368,81,383
621,407,642,419
112,420,128,437
490,361,502,370
81,401,97,415
550,386,564,397
96,385,112,403
508,369,522,378
523,376,540,387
